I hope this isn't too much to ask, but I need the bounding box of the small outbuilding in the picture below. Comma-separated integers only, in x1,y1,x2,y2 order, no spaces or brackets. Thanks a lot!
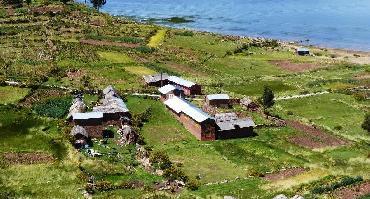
143,73,169,87
206,94,232,108
215,112,256,139
93,96,130,121
72,112,104,126
158,84,184,101
296,47,310,56
70,125,89,148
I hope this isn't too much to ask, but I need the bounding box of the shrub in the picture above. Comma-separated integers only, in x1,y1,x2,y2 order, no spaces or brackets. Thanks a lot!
362,114,370,133
261,86,275,109
151,151,172,170
334,125,343,131
136,46,154,54
175,31,194,37
186,178,200,191
163,166,188,182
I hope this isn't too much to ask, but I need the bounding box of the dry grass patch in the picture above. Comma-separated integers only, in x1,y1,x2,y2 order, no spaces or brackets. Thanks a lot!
124,66,156,76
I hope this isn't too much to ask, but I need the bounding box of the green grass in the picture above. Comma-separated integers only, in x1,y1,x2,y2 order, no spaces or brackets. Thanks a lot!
126,96,194,146
0,86,30,104
98,51,134,64
0,164,83,199
223,80,296,96
273,93,369,141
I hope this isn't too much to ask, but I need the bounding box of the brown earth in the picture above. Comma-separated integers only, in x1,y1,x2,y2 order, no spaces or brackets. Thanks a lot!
20,89,67,108
80,39,140,48
354,72,370,80
67,69,85,78
2,152,54,165
165,61,206,77
334,181,370,199
263,168,307,181
286,120,347,149
270,60,323,72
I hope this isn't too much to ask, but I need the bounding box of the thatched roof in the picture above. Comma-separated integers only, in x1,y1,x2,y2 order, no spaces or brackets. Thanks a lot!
70,125,89,138
67,98,86,120
93,96,129,114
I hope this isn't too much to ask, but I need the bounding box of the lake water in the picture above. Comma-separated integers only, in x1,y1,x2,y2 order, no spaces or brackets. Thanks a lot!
79,0,370,51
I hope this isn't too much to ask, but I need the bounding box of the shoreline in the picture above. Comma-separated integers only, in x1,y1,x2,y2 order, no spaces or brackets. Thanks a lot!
103,11,370,54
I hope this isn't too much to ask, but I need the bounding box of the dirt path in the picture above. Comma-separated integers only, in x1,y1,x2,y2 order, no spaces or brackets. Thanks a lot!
276,91,329,101
286,120,347,149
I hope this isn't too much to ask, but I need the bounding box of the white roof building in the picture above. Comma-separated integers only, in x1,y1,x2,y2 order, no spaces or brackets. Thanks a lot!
164,96,212,123
72,112,104,120
206,94,230,100
168,76,196,88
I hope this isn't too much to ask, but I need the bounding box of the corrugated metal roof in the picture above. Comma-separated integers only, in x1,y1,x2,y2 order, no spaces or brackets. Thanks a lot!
164,96,212,123
143,73,169,83
158,84,177,94
72,112,103,120
207,94,230,100
168,76,196,87
297,47,309,52
215,112,255,131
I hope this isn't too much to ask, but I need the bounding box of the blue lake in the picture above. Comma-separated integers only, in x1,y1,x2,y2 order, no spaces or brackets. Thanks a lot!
78,0,370,51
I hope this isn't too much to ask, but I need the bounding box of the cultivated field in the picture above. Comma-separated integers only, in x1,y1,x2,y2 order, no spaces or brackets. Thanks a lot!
0,1,369,199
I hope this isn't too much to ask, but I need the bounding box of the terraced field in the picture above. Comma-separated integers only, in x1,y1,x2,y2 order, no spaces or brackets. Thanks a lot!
0,1,369,199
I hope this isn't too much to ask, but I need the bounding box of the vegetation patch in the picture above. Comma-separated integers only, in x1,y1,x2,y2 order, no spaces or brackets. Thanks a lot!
124,66,156,76
98,51,134,64
33,96,72,118
148,29,166,48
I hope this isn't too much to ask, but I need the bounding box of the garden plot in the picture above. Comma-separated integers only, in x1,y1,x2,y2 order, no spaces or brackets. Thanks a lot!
334,181,370,199
263,168,307,181
286,120,347,149
273,93,369,142
270,60,324,72
2,152,54,165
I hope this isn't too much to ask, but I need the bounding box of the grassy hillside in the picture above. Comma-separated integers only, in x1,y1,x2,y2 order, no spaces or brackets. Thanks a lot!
0,1,369,199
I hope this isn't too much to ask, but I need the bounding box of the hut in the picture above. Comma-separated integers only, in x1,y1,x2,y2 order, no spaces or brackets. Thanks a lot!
164,96,216,141
296,47,310,56
214,112,256,139
206,94,231,108
158,84,184,101
70,125,89,148
72,112,104,126
66,97,86,121
93,85,131,121
143,73,169,87
93,96,130,121
168,76,201,95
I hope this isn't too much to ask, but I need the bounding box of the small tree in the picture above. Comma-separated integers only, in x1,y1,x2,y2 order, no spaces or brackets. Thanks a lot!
90,0,106,11
261,86,275,109
362,113,370,133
